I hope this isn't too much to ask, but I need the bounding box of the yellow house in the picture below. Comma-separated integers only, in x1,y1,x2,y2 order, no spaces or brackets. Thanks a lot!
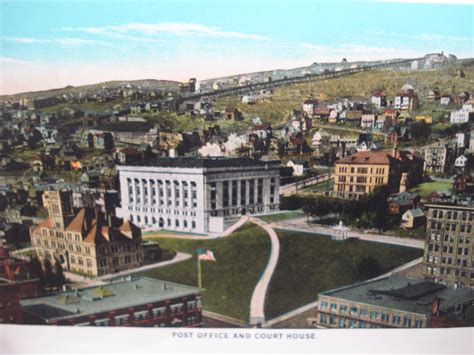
415,115,433,124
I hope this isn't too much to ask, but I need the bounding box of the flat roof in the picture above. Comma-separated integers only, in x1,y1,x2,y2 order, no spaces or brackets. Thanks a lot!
21,276,200,321
121,157,280,169
320,276,474,315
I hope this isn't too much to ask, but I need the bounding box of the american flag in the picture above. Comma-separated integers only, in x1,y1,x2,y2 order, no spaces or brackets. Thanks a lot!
196,248,216,261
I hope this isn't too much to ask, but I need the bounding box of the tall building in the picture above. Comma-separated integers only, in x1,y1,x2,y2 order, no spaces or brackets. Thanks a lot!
117,157,280,233
333,147,423,199
21,276,202,327
423,142,453,173
424,201,474,289
30,190,144,276
316,276,474,328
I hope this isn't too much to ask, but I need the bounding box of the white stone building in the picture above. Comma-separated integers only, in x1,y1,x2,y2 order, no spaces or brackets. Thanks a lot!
450,110,471,124
117,157,280,234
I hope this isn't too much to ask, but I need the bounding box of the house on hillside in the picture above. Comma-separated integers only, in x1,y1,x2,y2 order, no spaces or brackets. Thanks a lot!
401,208,425,229
440,94,451,106
302,99,318,117
287,159,309,177
455,154,468,169
225,107,243,121
371,90,387,108
394,84,419,111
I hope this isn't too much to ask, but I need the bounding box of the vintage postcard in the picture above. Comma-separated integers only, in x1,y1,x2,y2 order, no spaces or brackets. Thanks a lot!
0,0,473,353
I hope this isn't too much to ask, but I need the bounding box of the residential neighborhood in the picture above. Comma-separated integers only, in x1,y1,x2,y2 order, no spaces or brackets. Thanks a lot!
1,6,474,355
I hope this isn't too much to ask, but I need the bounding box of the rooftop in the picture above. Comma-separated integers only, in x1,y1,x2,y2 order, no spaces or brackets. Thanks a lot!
21,276,200,321
122,157,280,169
320,276,474,315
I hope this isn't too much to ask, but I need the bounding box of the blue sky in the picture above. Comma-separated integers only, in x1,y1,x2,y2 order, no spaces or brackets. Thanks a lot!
1,0,473,94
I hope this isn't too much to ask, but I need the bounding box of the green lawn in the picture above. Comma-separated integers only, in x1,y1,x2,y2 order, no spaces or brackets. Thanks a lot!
265,229,423,319
411,181,452,198
138,224,271,322
300,179,334,193
258,210,305,223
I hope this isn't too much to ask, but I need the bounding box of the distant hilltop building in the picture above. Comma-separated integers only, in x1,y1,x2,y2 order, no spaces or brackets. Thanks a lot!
117,157,281,234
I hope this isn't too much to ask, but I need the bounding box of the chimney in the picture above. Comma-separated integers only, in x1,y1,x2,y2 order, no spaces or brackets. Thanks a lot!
392,145,398,158
431,297,441,316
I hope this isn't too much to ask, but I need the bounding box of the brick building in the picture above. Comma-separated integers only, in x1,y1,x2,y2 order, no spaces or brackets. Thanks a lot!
333,147,423,200
30,190,144,276
316,276,474,328
21,276,202,327
423,201,474,289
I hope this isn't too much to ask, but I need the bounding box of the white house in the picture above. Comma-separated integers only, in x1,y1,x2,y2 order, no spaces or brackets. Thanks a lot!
463,99,474,112
361,114,376,129
371,90,387,108
286,159,309,177
455,154,468,169
455,132,467,148
311,130,330,146
450,110,471,124
242,95,257,104
440,95,451,105
302,99,318,116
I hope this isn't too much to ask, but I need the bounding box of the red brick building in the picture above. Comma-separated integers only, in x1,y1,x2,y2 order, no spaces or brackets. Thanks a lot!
21,276,202,327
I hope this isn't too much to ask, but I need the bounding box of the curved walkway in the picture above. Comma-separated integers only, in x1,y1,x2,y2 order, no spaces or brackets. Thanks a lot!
143,215,250,240
248,217,280,326
64,252,192,287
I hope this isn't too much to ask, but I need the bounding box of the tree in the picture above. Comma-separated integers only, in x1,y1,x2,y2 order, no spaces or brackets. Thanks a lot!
43,259,55,287
356,256,381,280
53,260,66,287
30,256,44,285
409,121,431,143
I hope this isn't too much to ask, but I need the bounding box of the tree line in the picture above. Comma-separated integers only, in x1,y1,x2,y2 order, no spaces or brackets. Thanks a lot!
281,186,396,231
30,256,66,289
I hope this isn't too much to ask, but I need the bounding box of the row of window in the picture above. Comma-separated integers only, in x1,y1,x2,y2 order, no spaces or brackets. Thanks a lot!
319,314,423,328
427,243,470,256
337,167,386,175
430,233,472,243
130,215,197,229
431,210,474,221
319,301,424,327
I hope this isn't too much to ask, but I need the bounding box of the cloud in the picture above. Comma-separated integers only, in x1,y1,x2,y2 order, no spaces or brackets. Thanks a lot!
366,30,472,43
0,56,29,64
62,22,269,41
2,36,110,46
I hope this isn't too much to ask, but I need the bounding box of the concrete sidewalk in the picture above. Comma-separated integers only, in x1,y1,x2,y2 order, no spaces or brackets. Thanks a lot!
272,217,424,249
64,252,192,287
143,215,249,240
248,218,280,326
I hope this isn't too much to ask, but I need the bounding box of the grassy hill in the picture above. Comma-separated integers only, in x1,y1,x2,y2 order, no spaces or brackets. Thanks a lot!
214,62,474,125
1,79,181,101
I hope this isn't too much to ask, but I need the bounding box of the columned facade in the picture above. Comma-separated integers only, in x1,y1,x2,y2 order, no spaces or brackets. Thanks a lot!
117,158,280,234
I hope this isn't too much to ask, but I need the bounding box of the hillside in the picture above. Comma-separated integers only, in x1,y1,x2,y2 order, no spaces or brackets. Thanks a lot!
214,61,474,124
0,79,181,101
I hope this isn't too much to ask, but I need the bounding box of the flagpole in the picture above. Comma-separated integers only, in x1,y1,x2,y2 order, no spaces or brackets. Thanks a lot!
197,252,202,289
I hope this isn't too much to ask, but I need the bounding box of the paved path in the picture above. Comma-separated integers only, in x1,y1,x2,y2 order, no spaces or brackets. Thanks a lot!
64,252,192,287
248,218,280,326
272,217,424,249
279,174,331,195
143,215,249,240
